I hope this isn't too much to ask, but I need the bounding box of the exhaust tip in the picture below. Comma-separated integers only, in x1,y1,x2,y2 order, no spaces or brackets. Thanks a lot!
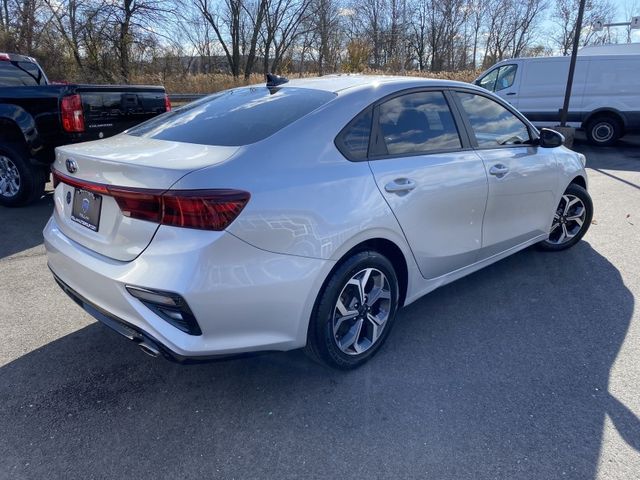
138,340,160,358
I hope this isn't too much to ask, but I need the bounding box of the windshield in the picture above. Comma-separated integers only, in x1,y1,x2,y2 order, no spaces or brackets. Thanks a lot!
127,87,336,146
0,61,46,87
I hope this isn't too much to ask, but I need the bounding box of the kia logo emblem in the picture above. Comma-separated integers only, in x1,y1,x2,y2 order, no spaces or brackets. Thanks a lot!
65,158,78,174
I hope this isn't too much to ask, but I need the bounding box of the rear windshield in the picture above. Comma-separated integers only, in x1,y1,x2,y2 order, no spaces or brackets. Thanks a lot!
127,87,336,146
0,61,46,86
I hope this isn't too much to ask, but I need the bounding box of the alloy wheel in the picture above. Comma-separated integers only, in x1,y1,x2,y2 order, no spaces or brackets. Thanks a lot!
548,194,587,245
332,268,392,355
0,155,20,198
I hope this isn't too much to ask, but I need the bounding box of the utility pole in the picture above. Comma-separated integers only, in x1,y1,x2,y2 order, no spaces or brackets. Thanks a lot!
559,0,586,127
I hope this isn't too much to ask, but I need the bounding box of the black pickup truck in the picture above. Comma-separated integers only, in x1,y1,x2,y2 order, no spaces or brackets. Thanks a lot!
0,52,170,206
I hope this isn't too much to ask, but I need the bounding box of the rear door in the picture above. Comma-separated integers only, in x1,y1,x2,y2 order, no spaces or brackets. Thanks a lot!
452,90,559,259
366,89,488,279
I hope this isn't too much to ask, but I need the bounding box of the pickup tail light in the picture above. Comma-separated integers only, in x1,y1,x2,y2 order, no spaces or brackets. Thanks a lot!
0,53,10,61
61,94,85,132
164,94,172,112
52,170,250,231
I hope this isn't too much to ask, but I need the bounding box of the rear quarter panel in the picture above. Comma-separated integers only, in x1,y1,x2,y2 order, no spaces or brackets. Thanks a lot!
170,82,422,273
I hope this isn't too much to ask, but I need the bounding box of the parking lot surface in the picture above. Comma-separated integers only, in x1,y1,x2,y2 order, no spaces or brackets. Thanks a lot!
1,135,639,480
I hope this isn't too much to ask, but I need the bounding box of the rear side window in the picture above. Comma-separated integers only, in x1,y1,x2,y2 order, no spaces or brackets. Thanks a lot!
127,87,336,146
335,108,372,161
375,91,461,156
0,61,45,86
456,92,530,147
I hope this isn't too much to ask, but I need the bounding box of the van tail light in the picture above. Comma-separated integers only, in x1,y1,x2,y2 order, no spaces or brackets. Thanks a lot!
164,94,171,112
52,170,250,231
61,94,85,132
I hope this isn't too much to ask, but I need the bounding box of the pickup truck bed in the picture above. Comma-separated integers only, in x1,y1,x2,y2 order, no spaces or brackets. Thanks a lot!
0,52,169,207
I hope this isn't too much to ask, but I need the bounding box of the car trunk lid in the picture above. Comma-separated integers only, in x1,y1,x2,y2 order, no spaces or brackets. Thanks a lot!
51,134,240,261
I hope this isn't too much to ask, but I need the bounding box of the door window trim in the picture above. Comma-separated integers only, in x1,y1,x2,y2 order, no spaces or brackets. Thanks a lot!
449,87,539,151
494,64,518,92
368,87,472,161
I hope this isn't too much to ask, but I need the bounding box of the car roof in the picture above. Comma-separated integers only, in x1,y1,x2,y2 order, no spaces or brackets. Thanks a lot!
281,74,472,93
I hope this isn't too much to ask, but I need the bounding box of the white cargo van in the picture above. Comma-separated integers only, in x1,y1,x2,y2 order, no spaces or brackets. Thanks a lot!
474,43,640,145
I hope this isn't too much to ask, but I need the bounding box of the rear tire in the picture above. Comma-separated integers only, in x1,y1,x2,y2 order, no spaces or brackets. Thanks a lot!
538,183,593,251
305,251,400,370
585,114,622,146
0,142,46,207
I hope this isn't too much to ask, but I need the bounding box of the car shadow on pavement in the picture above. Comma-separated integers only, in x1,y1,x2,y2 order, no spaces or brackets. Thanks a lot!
0,242,637,479
573,133,640,175
0,189,53,259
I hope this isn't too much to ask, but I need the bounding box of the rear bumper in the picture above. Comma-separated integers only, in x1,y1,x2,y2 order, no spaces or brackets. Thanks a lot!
50,269,256,363
44,215,332,360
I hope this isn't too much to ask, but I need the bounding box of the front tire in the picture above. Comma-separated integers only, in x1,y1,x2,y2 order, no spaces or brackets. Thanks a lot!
305,251,400,369
0,142,46,207
538,183,593,251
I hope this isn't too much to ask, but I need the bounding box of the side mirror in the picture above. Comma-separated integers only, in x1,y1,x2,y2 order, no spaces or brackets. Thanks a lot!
538,128,565,148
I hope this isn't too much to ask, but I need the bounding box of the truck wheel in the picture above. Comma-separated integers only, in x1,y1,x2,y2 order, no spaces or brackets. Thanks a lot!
0,142,46,207
585,115,622,146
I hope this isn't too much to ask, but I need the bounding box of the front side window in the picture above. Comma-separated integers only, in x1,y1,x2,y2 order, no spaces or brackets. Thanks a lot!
456,92,530,147
375,91,461,156
0,61,45,86
128,87,336,146
495,65,517,91
478,68,499,92
477,65,517,92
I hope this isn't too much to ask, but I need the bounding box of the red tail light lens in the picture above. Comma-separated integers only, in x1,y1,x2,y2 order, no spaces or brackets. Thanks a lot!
164,94,172,112
110,187,163,223
52,170,250,231
161,190,250,230
61,94,85,132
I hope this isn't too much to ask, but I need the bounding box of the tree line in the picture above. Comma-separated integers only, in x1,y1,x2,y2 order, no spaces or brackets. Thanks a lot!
0,0,632,85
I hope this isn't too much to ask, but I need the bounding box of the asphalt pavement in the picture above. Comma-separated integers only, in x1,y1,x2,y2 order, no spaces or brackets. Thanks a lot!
1,134,639,479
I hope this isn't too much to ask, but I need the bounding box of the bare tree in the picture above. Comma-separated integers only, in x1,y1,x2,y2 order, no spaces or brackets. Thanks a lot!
551,0,617,54
195,0,243,77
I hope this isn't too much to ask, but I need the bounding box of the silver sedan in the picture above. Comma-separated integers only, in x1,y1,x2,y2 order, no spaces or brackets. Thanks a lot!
44,75,592,369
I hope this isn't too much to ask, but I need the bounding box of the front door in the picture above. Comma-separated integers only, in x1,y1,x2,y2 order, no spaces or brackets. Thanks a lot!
453,90,559,259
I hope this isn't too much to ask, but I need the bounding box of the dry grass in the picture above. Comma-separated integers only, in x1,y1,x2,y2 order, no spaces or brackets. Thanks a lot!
131,70,480,95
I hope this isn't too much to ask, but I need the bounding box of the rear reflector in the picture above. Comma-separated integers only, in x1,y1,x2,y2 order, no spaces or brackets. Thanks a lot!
52,170,249,231
126,286,201,335
61,94,85,132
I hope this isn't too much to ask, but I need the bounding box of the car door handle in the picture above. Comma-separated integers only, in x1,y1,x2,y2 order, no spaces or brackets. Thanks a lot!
505,92,517,96
384,178,416,194
489,164,509,178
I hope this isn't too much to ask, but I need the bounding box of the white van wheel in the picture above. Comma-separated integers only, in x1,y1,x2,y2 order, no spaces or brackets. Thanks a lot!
586,115,622,146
